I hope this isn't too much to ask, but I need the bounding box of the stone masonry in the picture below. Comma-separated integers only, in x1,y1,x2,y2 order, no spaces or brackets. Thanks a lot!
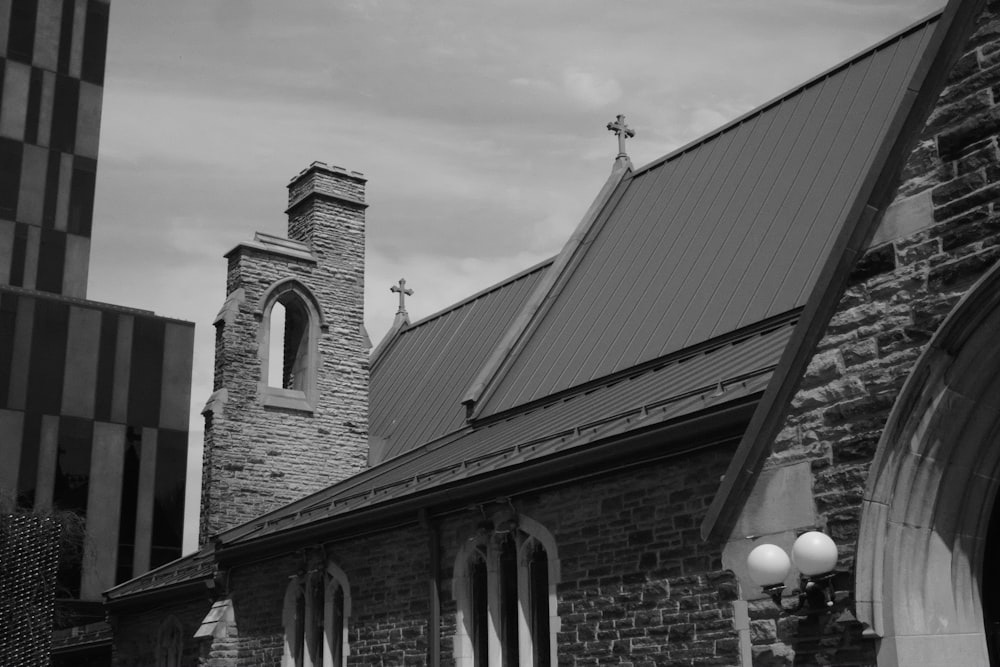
736,4,1000,665
200,162,370,542
112,445,741,667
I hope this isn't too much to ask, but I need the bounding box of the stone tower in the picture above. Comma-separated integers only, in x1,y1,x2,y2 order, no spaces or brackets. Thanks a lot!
200,162,370,542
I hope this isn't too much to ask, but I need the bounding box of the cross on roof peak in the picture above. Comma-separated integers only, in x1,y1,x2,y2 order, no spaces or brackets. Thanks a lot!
390,278,414,316
606,114,635,160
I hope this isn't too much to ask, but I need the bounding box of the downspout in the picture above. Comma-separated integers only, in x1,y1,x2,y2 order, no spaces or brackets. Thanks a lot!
420,509,441,666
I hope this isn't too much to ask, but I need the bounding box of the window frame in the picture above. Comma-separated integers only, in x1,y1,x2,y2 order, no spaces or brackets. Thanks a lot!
257,279,325,412
282,561,351,667
453,514,560,667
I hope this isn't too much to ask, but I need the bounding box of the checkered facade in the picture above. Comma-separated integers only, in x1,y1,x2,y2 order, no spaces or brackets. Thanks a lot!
0,0,109,298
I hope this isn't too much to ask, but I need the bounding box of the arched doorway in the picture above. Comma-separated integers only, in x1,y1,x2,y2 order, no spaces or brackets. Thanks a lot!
855,262,1000,666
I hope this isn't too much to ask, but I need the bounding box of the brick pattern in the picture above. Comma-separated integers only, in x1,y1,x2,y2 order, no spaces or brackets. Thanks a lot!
748,4,1000,664
200,163,370,541
116,448,740,666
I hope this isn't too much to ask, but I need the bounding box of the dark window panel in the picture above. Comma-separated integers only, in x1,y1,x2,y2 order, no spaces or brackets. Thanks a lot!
528,541,550,666
24,67,42,144
7,0,38,63
0,293,17,407
49,74,79,154
16,411,41,508
80,1,108,85
149,428,186,569
9,223,28,286
92,310,118,421
470,553,488,667
57,0,75,74
53,416,93,515
499,535,519,667
127,316,165,427
42,149,60,228
53,416,93,599
26,297,69,414
35,227,66,293
0,137,24,218
68,156,95,236
115,426,142,585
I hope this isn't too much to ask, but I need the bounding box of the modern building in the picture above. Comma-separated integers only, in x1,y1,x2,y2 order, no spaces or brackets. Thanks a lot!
0,1,194,664
107,0,1000,665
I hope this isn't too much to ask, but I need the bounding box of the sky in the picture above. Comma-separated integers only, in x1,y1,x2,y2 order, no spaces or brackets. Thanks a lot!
85,0,943,552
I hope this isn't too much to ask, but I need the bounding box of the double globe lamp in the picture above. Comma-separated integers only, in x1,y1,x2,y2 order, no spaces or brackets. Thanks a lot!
746,531,840,612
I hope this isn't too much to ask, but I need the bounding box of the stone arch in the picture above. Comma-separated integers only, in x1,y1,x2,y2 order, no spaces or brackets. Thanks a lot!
856,261,1000,666
257,279,325,409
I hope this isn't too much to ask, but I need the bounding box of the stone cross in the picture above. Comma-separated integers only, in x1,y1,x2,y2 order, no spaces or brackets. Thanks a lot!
606,114,635,158
390,278,414,315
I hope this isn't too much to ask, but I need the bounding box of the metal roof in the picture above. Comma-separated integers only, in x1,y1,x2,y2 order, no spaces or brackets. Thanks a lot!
219,317,792,547
369,259,551,462
104,549,214,601
473,14,939,417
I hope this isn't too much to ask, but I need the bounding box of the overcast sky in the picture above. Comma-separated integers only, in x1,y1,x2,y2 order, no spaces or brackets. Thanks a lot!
85,0,943,552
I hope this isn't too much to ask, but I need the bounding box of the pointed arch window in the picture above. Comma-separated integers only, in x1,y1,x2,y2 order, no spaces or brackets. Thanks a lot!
455,515,560,667
258,280,324,412
282,562,350,667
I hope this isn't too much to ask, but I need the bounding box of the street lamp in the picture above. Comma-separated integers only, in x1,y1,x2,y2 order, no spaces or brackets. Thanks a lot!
746,531,840,613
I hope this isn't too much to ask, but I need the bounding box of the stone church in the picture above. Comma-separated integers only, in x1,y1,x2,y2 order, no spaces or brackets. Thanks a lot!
107,0,1000,664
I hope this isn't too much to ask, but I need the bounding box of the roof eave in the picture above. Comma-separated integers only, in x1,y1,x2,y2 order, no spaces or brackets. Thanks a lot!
700,0,989,542
215,396,760,566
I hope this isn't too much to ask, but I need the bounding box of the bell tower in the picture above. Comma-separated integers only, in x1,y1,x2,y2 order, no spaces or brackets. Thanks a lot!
200,162,370,542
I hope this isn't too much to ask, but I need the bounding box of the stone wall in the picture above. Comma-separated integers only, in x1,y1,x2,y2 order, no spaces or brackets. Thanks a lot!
734,3,1000,664
200,162,370,541
115,445,739,666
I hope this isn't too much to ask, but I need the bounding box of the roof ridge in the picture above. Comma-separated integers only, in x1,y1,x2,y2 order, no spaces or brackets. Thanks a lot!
404,256,556,332
632,8,944,178
462,160,634,417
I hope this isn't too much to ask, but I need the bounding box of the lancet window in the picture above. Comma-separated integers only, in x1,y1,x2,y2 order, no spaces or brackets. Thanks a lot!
282,562,350,667
456,514,559,667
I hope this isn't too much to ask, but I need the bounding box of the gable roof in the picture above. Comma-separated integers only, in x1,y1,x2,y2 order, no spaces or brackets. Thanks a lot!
702,0,987,540
215,313,793,553
369,258,552,462
465,12,944,420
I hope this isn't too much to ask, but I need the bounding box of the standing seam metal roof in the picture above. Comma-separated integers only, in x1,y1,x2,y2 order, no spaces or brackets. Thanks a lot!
369,259,552,462
475,15,938,416
219,317,793,546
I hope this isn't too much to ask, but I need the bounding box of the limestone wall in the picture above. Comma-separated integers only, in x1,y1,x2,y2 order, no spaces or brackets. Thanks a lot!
200,163,370,542
731,4,1000,664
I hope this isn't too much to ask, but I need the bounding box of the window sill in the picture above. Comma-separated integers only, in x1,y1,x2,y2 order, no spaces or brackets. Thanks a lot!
261,386,314,413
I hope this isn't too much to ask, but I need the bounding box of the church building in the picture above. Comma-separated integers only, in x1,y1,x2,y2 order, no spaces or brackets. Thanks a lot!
107,0,1000,664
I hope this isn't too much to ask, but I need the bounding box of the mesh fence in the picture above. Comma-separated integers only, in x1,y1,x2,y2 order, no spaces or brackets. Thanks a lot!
1,514,61,667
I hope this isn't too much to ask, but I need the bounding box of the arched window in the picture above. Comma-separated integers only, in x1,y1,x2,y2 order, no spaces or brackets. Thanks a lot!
455,515,560,667
282,562,350,667
258,280,324,411
156,615,184,667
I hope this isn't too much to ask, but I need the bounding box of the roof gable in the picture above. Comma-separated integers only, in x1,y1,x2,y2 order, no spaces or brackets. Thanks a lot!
468,14,942,418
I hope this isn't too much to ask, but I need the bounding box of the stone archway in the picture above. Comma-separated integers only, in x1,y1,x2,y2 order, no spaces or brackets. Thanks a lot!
856,262,1000,666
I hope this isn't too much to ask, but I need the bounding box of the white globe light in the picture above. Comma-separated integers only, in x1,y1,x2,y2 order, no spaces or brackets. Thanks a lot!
791,531,838,576
747,543,791,587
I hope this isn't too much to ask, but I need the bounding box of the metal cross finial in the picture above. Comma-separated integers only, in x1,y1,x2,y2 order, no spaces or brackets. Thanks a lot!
606,114,635,159
390,278,414,315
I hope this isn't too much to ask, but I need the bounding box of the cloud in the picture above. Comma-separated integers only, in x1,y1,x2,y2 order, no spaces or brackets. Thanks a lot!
562,68,623,109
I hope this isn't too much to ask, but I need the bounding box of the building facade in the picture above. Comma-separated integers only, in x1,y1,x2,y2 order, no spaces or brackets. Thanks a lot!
107,0,1000,665
0,1,195,664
